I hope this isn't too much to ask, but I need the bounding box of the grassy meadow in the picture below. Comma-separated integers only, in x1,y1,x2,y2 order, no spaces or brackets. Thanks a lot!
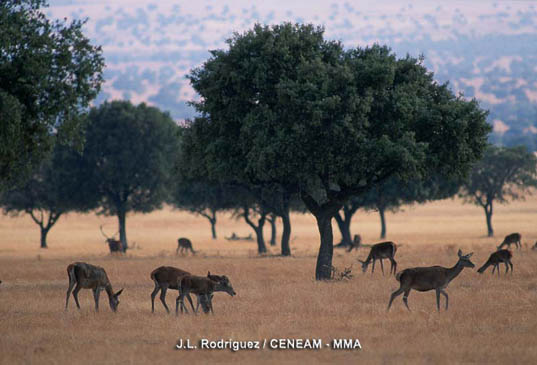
1,196,537,364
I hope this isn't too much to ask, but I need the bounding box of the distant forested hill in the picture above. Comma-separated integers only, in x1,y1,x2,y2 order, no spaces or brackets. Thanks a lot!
48,0,537,150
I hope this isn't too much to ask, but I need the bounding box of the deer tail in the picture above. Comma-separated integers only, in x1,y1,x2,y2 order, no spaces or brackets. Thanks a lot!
395,271,403,282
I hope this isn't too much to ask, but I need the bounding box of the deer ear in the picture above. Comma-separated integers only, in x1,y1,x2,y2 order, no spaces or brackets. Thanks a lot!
466,252,474,258
115,288,124,297
457,249,462,257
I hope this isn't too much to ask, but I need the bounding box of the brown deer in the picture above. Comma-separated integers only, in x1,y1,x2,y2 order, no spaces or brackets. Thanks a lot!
347,234,362,252
176,274,236,315
100,225,123,254
358,241,397,275
176,237,195,255
477,249,513,275
65,262,124,312
387,250,474,312
497,233,521,250
150,266,216,314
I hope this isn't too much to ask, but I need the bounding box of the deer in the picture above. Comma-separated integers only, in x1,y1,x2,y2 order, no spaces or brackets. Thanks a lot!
65,262,124,312
100,225,123,254
176,274,236,315
347,234,362,252
176,237,195,255
150,266,219,314
387,249,474,312
358,241,397,275
477,249,513,275
497,232,521,250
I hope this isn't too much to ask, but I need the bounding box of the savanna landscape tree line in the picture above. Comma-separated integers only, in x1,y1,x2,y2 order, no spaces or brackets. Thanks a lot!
1,1,537,280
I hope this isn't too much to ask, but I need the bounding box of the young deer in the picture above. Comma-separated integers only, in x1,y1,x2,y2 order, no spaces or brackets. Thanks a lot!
497,233,521,250
358,241,397,275
65,262,124,312
176,274,236,315
150,266,217,314
347,234,362,252
387,250,474,312
176,237,196,255
477,249,513,275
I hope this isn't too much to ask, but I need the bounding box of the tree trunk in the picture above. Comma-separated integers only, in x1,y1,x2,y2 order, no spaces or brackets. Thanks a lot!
484,203,494,237
243,207,267,254
268,214,277,246
280,211,291,256
379,207,387,239
255,226,267,254
117,209,128,252
314,211,336,280
334,212,352,247
210,218,217,239
40,226,49,248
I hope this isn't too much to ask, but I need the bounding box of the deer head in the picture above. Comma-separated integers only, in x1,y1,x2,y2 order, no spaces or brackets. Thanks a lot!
457,249,475,268
109,288,124,312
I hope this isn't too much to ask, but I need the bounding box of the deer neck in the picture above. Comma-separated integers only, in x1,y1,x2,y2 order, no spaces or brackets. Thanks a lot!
446,260,465,283
104,284,114,299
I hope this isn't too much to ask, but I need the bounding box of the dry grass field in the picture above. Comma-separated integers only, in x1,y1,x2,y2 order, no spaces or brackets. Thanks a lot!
1,196,537,364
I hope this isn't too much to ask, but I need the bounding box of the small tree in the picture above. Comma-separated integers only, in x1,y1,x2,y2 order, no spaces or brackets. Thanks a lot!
183,23,490,279
0,0,104,190
0,145,96,248
459,145,537,237
83,101,180,251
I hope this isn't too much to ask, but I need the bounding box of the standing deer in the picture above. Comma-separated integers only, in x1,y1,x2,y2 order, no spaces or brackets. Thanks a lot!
176,274,236,315
477,249,513,275
347,234,362,252
100,225,123,254
358,241,397,275
497,233,521,250
387,250,474,312
176,237,195,255
150,266,216,314
65,262,124,312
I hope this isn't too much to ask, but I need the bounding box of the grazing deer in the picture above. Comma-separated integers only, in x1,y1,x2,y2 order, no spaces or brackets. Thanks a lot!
176,274,236,315
346,234,362,252
100,225,123,254
477,249,513,275
176,237,195,255
497,233,521,250
358,241,397,275
387,250,474,312
65,262,123,312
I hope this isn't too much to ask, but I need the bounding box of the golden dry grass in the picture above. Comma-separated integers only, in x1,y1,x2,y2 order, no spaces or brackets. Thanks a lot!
1,196,537,364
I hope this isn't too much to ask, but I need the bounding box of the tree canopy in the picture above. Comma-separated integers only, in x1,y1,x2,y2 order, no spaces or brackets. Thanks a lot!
0,144,97,248
459,145,537,237
182,23,490,279
83,101,180,250
0,0,104,190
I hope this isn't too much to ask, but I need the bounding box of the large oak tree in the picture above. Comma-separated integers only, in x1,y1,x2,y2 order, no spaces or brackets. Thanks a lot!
182,23,490,279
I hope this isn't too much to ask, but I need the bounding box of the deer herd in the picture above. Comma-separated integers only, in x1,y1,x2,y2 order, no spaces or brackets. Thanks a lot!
2,232,529,315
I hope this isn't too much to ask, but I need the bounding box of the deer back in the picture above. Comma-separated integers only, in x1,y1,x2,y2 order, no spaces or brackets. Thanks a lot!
371,241,397,259
151,266,191,290
69,262,110,289
178,238,192,248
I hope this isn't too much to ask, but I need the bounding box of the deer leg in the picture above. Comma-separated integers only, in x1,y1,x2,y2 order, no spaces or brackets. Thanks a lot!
440,290,449,310
390,258,397,276
435,289,441,311
387,287,405,311
380,259,385,275
371,259,375,274
186,294,196,314
93,288,100,312
491,265,496,275
206,294,214,314
150,283,160,313
504,262,509,274
73,284,82,309
497,264,500,276
65,280,75,311
509,260,513,274
160,286,170,313
403,289,411,311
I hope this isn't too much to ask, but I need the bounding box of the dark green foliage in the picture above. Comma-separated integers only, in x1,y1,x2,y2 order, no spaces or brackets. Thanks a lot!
459,145,537,237
0,0,104,189
183,23,490,279
0,144,97,248
83,101,180,250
